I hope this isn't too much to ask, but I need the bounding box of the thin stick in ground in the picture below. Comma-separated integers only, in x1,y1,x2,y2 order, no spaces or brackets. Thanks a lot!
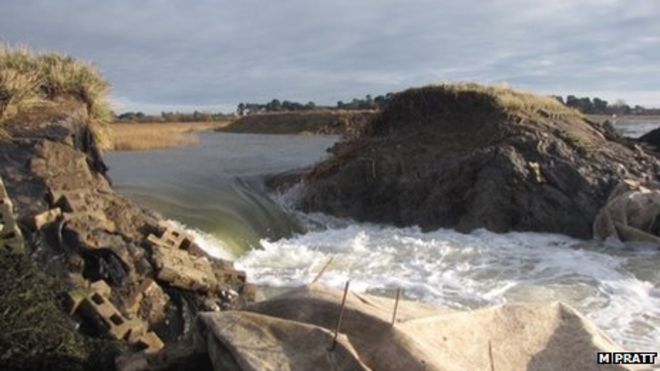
329,280,350,352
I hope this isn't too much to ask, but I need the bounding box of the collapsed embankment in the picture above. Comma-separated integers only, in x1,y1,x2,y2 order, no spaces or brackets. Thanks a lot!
218,110,375,135
0,48,254,369
295,84,660,239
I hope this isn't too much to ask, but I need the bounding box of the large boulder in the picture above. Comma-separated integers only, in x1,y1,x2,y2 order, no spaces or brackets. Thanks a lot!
638,126,660,152
298,84,660,238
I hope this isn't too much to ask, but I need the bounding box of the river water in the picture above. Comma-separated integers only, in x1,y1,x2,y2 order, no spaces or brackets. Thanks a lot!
106,130,660,352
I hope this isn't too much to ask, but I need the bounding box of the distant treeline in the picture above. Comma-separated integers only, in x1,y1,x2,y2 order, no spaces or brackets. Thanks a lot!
114,111,234,123
115,93,659,122
236,94,393,115
553,95,660,115
239,94,659,116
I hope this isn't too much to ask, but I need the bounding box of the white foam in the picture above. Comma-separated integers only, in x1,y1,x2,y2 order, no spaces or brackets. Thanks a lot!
236,223,660,351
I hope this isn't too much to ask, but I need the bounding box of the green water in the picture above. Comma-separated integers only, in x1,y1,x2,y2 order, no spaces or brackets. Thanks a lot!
105,132,338,255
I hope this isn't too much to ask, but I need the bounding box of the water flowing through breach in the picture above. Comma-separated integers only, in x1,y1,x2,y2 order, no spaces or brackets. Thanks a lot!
107,131,660,352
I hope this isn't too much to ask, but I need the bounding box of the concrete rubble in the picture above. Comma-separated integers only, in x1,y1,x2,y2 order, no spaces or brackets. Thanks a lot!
67,280,164,353
0,114,257,363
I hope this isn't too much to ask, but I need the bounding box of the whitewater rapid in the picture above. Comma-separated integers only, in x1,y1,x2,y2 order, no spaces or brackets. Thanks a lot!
229,188,659,352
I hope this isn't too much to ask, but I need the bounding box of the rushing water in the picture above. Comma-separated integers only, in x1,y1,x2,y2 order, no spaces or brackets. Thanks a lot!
106,131,660,352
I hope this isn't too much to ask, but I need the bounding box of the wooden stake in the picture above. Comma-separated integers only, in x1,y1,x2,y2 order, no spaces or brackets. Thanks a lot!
329,280,350,351
489,340,495,371
311,256,334,284
391,287,401,326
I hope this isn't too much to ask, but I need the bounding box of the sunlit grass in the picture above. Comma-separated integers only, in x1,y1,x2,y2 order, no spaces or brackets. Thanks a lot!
109,121,230,151
392,83,584,120
0,45,111,142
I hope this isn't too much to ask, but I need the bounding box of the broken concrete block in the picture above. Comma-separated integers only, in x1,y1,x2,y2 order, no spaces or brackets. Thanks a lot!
134,331,164,354
56,190,91,213
29,207,62,230
147,222,196,251
90,279,113,297
69,280,164,353
151,247,217,292
127,279,170,326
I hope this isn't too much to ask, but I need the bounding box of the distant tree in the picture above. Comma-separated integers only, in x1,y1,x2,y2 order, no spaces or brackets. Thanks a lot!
266,99,282,112
593,97,608,113
612,99,631,115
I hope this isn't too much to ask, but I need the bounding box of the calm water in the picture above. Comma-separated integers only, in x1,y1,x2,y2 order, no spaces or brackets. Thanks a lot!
615,119,660,138
106,131,660,351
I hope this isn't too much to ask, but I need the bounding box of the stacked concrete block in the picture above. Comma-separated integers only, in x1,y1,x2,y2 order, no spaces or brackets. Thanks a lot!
68,280,164,353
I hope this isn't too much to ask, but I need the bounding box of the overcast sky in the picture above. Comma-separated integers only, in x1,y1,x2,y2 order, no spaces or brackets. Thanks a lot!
1,0,659,113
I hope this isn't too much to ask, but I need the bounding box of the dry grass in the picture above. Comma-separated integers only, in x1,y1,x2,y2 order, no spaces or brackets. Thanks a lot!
441,83,578,115
0,45,111,142
109,121,230,151
390,83,583,121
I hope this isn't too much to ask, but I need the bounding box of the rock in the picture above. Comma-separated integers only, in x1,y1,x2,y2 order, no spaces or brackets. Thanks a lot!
638,126,660,151
297,85,660,238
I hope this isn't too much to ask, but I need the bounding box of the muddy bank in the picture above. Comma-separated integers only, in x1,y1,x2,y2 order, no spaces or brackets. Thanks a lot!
218,110,375,135
294,84,660,239
0,105,255,369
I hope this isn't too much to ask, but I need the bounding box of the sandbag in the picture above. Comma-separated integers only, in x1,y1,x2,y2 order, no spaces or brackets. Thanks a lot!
246,284,636,371
194,310,370,371
594,180,660,245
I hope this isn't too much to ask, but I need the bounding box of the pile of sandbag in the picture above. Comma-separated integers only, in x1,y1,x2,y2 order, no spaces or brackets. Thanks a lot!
594,179,660,245
185,284,634,371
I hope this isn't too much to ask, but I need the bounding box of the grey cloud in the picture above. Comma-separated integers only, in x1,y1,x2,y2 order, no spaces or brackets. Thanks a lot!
1,0,659,112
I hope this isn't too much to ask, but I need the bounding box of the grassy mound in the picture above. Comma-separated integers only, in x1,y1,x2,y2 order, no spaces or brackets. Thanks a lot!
0,45,111,142
366,83,583,136
0,250,118,370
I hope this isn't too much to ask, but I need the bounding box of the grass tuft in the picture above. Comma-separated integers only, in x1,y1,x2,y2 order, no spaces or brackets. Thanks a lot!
0,45,111,143
0,250,118,370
